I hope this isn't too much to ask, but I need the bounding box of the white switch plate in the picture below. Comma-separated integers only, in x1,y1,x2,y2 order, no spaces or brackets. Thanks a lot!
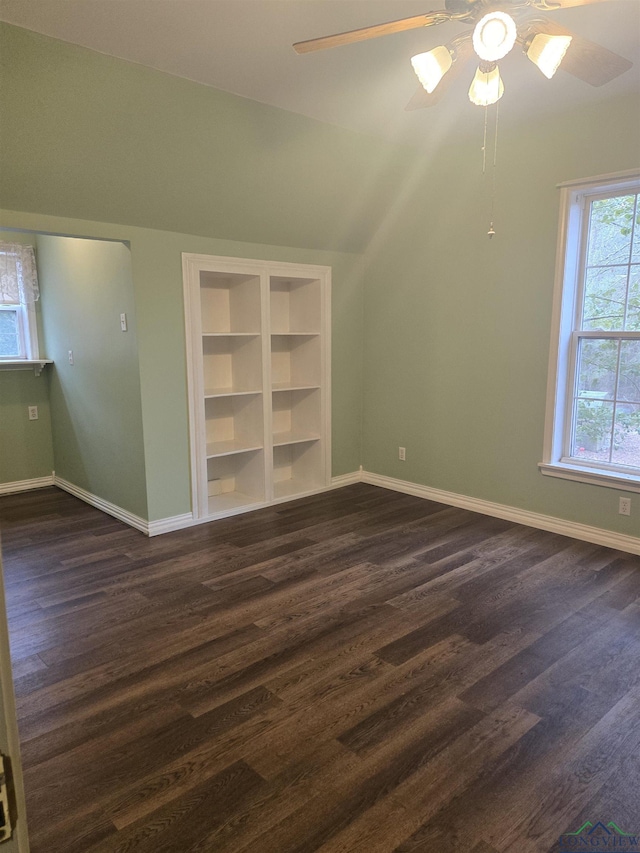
68,350,74,365
120,313,128,331
398,446,406,461
28,406,38,420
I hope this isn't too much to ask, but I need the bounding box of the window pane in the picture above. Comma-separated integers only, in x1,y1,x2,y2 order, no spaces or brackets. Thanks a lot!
0,310,19,357
587,196,634,267
626,266,640,330
631,199,640,263
582,266,627,330
612,403,640,468
577,338,618,399
617,340,640,404
572,399,614,462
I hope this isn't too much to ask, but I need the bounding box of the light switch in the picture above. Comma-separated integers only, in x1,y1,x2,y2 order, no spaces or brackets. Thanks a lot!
120,313,128,332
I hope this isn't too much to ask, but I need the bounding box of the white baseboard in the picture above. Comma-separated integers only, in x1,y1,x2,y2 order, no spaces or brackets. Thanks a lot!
147,513,195,537
45,474,362,537
53,476,150,536
146,474,362,536
0,475,54,496
331,470,362,488
17,469,631,554
361,470,640,557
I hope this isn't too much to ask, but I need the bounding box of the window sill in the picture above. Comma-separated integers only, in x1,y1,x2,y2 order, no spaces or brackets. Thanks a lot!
539,461,640,494
0,359,53,377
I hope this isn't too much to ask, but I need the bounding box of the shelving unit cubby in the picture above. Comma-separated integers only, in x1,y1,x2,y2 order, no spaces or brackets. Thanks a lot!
206,450,265,514
184,254,330,521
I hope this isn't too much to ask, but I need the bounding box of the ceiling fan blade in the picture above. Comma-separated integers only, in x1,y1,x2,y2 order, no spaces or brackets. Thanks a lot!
531,0,636,7
522,16,633,86
405,34,474,109
293,11,456,54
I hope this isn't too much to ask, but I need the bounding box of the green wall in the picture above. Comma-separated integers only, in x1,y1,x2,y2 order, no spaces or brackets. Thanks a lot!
362,93,640,536
0,23,412,255
37,235,148,518
1,20,639,541
0,370,53,485
0,22,377,519
0,230,53,486
0,211,366,521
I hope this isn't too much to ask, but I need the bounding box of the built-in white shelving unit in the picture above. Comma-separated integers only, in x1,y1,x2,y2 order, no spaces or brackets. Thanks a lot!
183,254,330,521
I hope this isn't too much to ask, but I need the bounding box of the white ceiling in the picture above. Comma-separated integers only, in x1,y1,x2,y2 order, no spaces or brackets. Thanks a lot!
0,0,638,148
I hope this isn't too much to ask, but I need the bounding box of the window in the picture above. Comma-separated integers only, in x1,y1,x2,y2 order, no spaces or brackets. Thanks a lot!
0,242,40,360
541,171,640,491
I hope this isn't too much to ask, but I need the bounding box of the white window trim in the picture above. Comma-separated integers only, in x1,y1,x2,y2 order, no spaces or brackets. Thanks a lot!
0,300,39,360
23,299,39,359
540,168,640,492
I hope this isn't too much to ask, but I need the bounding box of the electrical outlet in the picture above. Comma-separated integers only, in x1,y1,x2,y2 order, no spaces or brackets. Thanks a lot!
619,497,631,516
28,406,38,421
398,446,406,461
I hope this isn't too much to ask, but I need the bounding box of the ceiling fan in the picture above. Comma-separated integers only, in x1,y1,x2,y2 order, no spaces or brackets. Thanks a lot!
292,0,633,108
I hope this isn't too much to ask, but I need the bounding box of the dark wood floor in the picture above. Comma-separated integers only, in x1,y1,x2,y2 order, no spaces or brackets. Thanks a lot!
1,485,639,853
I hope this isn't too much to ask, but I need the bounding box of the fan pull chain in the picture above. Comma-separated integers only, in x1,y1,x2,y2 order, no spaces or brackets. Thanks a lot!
482,104,488,175
481,102,500,237
488,99,499,238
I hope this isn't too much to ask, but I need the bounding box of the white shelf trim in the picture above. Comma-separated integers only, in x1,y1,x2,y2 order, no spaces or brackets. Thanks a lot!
204,387,262,398
270,332,320,337
272,431,320,447
271,383,320,393
0,358,53,376
205,440,263,459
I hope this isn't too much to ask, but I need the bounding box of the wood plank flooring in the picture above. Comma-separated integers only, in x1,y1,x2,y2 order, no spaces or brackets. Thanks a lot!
1,484,639,853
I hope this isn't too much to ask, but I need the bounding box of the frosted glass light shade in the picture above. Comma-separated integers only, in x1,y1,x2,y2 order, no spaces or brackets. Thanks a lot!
468,65,504,106
527,33,572,79
411,46,453,93
472,12,517,62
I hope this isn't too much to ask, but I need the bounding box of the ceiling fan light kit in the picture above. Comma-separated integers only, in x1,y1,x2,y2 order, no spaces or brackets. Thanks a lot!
469,62,505,105
293,0,634,237
411,45,453,92
472,11,517,61
526,32,573,78
293,0,633,106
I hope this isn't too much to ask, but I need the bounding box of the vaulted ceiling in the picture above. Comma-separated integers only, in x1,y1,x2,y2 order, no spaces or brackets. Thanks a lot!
0,0,638,148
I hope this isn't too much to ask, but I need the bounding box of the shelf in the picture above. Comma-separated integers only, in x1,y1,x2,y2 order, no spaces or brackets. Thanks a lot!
270,276,321,335
204,387,261,399
272,431,320,447
202,335,262,393
184,253,329,521
272,477,319,500
205,393,263,455
270,332,319,337
200,270,261,334
272,382,320,393
273,441,323,498
271,334,321,390
208,491,263,514
0,359,53,377
206,440,263,458
206,450,265,512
